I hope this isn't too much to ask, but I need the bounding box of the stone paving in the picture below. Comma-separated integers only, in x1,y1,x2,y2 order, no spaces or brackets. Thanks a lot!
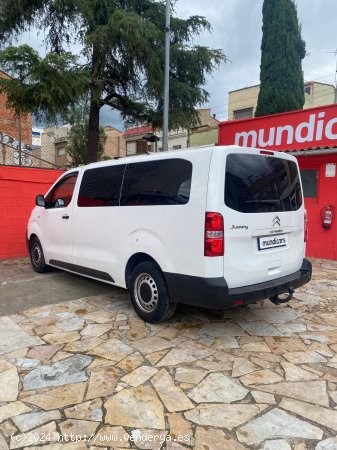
1,258,337,449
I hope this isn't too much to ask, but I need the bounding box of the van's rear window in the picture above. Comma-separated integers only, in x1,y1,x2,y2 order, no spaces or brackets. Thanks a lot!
225,154,303,213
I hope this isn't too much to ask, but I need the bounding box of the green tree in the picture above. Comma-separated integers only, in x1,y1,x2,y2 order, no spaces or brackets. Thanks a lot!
255,0,306,117
0,45,87,121
0,0,226,163
66,99,106,166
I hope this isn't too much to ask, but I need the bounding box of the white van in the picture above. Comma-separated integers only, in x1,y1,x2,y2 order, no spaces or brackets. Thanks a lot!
27,146,312,322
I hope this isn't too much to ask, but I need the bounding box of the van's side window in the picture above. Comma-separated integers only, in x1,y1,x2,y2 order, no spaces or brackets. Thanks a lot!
45,173,78,209
78,165,126,207
120,159,192,206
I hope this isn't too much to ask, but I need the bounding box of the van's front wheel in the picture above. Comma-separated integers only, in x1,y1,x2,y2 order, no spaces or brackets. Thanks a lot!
29,237,48,273
130,262,176,323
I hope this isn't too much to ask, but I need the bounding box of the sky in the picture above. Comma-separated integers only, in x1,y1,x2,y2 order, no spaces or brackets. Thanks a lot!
19,0,337,130
176,0,337,122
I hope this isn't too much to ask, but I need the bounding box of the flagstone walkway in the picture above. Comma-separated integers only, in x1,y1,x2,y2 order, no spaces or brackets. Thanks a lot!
1,258,337,449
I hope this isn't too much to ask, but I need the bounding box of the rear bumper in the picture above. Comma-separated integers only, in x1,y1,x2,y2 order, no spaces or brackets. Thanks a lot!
164,258,312,309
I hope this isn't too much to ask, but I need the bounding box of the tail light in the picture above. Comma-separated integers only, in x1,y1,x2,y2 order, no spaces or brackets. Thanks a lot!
304,209,308,242
204,212,224,256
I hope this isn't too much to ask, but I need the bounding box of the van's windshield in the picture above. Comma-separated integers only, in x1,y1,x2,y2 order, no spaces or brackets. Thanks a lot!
225,153,303,213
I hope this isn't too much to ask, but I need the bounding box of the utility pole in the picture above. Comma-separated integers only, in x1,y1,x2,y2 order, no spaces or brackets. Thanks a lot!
162,0,170,151
327,50,337,103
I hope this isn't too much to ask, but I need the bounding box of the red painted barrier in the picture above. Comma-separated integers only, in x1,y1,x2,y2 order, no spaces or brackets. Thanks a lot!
297,154,337,260
0,166,65,260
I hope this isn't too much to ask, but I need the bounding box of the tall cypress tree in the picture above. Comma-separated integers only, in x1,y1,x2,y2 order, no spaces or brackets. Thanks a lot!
255,0,306,117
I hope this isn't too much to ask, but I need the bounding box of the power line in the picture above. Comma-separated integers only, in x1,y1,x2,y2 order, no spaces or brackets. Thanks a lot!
209,83,337,119
326,50,337,102
208,72,336,115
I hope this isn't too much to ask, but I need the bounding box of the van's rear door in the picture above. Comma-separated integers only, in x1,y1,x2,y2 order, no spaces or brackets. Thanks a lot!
216,148,305,289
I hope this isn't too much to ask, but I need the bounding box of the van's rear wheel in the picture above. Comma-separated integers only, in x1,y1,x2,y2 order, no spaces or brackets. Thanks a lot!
29,237,48,273
130,261,176,323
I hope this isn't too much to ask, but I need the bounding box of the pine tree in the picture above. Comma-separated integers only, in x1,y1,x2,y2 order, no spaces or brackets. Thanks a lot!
255,0,306,117
0,0,226,163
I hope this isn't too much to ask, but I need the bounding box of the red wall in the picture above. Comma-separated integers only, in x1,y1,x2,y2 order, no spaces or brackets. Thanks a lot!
298,154,337,260
0,167,64,260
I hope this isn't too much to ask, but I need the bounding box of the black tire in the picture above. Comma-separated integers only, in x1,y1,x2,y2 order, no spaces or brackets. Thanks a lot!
29,237,49,273
130,261,176,323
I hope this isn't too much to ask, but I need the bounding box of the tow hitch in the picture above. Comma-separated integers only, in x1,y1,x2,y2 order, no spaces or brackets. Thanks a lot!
269,287,294,305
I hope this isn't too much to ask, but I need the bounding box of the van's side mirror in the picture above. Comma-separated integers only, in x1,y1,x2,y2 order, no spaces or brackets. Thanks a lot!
55,198,65,208
36,195,45,207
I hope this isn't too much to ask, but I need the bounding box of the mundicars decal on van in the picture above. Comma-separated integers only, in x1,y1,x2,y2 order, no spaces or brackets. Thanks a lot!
257,234,288,251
